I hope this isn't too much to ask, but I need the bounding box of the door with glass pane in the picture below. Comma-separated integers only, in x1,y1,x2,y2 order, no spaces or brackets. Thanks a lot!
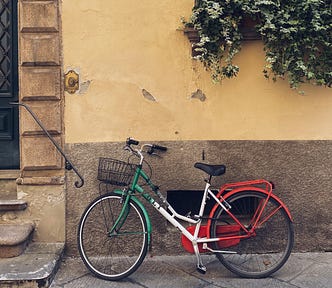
0,0,19,169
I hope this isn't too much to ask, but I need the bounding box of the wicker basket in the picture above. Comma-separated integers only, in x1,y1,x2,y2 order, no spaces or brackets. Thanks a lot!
97,158,136,186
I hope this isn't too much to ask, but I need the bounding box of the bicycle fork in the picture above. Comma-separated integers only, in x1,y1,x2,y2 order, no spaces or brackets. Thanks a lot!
108,194,131,237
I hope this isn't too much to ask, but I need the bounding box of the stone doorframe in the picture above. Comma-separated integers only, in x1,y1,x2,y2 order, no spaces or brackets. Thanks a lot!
18,0,64,183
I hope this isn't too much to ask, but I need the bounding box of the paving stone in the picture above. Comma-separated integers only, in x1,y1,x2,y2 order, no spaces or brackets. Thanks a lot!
48,257,88,286
64,275,139,288
50,253,332,288
0,242,64,287
131,257,210,288
274,252,322,282
290,260,332,288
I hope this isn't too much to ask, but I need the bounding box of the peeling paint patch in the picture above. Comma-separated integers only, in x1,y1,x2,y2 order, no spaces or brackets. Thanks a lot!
191,89,206,102
79,80,91,94
142,89,157,102
17,191,28,200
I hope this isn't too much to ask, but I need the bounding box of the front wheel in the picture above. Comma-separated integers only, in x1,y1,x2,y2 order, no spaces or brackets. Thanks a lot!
210,191,294,278
77,192,149,280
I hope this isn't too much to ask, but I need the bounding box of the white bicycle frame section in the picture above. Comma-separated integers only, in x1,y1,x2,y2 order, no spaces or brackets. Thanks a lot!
149,181,233,272
131,143,234,272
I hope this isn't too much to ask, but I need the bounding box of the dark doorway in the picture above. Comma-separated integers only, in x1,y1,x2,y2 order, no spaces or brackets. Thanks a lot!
0,0,19,169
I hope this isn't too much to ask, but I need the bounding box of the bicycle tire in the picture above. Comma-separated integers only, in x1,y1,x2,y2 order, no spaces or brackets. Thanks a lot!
210,191,294,278
77,192,149,280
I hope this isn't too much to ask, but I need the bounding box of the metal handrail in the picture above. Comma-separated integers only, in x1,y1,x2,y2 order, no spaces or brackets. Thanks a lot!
10,102,84,188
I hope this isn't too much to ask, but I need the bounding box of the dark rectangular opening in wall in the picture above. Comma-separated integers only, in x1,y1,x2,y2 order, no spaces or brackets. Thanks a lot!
167,190,218,216
167,190,258,217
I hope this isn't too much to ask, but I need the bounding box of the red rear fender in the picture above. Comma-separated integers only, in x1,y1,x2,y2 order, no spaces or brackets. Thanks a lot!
207,187,293,237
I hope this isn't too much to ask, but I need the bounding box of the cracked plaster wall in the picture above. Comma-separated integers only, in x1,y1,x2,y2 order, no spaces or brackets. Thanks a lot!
62,0,331,144
5,185,66,242
61,0,332,254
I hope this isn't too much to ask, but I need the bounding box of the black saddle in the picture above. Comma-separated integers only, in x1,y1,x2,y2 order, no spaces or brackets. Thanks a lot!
194,162,226,176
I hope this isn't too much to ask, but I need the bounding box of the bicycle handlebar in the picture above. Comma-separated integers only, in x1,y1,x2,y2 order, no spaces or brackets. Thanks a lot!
126,138,139,146
125,138,167,163
151,144,167,152
126,138,167,152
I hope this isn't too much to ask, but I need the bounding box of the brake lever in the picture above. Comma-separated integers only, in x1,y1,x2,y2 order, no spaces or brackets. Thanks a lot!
147,149,162,158
147,147,154,155
123,145,132,152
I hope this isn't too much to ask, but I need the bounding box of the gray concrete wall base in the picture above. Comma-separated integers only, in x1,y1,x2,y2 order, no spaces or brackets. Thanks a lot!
65,140,332,256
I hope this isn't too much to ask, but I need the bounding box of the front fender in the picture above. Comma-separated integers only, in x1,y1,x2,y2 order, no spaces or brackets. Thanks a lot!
113,190,152,245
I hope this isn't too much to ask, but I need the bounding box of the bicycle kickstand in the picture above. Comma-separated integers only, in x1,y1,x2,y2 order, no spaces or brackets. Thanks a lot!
193,244,207,274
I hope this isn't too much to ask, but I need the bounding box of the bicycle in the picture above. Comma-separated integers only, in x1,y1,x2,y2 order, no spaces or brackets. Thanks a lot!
77,138,294,281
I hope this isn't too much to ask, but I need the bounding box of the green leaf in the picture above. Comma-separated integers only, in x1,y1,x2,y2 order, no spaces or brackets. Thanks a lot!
185,0,332,89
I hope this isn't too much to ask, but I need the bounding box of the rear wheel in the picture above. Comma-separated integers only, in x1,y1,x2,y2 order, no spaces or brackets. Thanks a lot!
77,192,149,280
210,191,294,278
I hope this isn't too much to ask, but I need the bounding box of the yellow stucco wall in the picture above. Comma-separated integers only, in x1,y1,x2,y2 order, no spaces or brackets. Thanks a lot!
62,0,332,143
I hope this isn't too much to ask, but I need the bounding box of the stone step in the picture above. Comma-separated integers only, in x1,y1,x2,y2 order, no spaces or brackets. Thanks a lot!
0,184,17,200
0,200,28,212
0,242,64,288
0,223,35,258
0,170,20,180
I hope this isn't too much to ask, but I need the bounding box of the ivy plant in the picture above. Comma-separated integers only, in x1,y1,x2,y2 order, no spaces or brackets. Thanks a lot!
185,0,332,89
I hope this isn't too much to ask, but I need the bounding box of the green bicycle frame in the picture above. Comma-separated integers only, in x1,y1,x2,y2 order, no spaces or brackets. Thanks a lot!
110,165,157,245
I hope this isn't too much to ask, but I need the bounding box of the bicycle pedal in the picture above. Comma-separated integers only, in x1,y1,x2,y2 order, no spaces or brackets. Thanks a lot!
196,264,207,274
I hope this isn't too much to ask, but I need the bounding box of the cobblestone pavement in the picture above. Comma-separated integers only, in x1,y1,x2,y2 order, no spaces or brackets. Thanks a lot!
50,252,332,288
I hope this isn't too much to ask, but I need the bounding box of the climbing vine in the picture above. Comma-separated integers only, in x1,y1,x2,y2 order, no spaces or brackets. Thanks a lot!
185,0,332,89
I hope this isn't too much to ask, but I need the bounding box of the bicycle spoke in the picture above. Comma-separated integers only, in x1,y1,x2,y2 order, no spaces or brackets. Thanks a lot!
257,204,283,228
210,191,294,278
78,193,148,280
249,198,265,227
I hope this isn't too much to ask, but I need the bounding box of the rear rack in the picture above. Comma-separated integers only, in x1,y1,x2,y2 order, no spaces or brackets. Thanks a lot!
10,102,84,188
218,179,273,196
